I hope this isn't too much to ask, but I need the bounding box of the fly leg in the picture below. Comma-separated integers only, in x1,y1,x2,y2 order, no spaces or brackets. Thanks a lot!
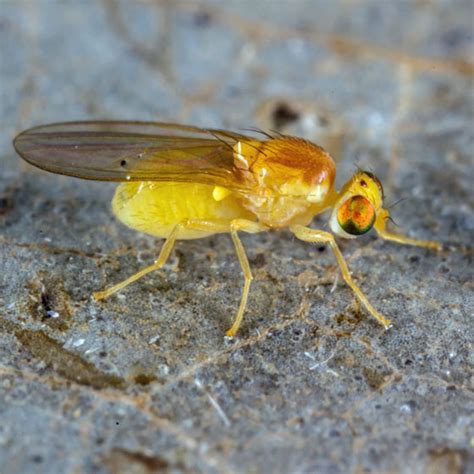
226,219,268,337
93,218,267,336
290,224,392,329
93,219,235,301
180,218,267,336
93,221,187,301
375,208,442,250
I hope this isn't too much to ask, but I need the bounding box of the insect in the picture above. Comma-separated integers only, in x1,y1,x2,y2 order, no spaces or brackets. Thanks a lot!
13,121,442,336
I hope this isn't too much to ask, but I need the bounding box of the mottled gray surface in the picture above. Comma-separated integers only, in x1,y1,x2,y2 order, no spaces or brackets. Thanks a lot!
1,1,473,473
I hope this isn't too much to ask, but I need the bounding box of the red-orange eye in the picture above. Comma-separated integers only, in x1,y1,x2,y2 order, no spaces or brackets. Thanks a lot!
337,195,376,235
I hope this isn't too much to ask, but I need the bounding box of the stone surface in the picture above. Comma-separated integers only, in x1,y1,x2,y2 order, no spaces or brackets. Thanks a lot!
0,1,473,473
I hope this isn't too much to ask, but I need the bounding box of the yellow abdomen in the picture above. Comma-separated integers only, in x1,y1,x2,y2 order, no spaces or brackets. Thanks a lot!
112,182,253,239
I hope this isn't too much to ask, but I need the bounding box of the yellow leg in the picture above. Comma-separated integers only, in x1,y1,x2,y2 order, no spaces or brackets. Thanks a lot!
93,218,266,336
375,209,442,251
93,222,186,301
290,224,392,330
226,219,268,337
94,219,235,301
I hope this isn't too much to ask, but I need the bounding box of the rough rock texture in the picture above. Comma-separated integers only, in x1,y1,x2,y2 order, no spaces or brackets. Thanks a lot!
0,1,473,473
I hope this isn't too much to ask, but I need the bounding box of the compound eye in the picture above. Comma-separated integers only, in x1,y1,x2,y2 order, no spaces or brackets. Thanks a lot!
337,195,376,235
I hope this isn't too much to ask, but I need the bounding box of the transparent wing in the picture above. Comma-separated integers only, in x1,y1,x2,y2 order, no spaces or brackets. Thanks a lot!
13,121,256,191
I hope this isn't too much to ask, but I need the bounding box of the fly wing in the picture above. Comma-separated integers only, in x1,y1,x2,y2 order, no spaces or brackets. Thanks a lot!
13,121,256,191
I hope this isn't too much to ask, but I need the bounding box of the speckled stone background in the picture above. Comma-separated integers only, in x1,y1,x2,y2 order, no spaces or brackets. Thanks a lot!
1,1,473,473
